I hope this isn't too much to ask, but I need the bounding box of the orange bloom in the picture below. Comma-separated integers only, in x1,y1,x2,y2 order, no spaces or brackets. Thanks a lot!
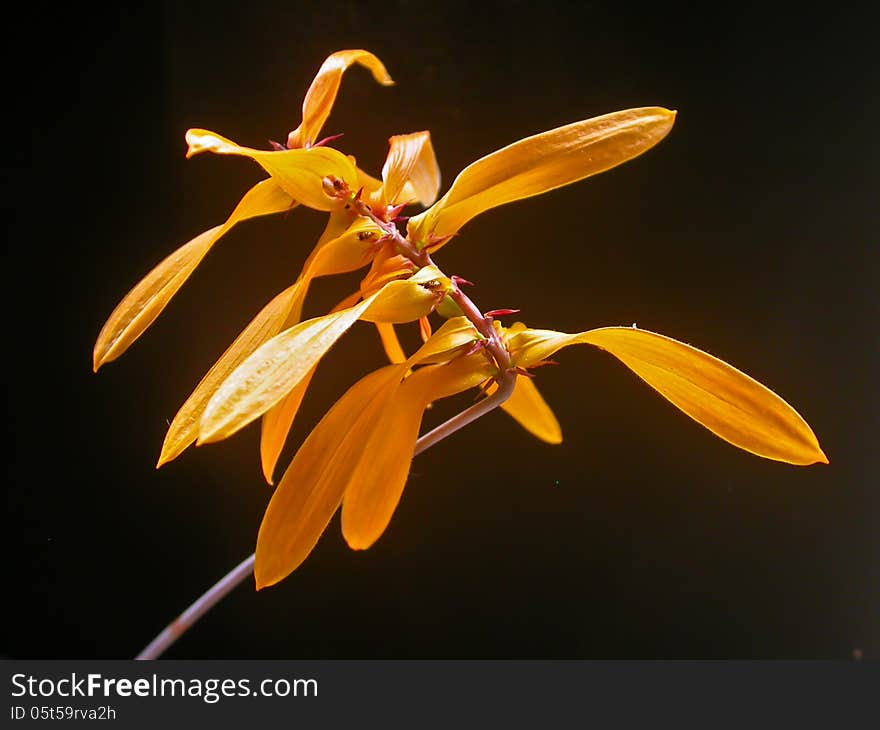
95,49,826,595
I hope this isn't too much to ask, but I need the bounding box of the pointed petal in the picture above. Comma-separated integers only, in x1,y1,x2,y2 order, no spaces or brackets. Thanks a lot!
199,302,372,445
381,131,441,206
255,364,406,589
500,376,563,444
339,376,425,551
407,108,676,244
514,326,827,466
341,355,492,550
157,279,305,466
198,268,446,444
93,179,293,370
186,129,357,211
260,364,317,485
287,50,394,149
376,322,407,363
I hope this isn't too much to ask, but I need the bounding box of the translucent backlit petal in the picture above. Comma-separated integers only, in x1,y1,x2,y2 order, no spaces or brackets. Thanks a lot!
259,364,316,485
198,268,447,444
255,364,406,589
500,376,563,444
341,355,493,550
381,131,441,206
339,375,425,551
407,108,676,245
376,322,407,363
93,179,293,370
186,129,358,211
157,279,305,467
513,325,826,465
199,303,372,446
287,50,394,149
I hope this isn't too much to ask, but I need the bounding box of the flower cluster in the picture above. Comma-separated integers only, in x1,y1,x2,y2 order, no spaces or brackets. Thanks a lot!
94,50,826,590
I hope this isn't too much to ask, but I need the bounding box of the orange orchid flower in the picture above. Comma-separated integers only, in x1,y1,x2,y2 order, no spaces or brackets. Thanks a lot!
94,51,826,656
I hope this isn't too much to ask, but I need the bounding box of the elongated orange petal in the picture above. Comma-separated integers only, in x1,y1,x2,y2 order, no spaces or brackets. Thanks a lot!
339,376,426,551
157,279,305,467
287,50,394,149
341,355,493,550
499,376,563,444
255,364,407,589
512,326,827,465
93,179,294,370
186,130,357,211
381,131,441,206
407,108,676,245
259,364,317,485
375,322,407,363
198,267,447,444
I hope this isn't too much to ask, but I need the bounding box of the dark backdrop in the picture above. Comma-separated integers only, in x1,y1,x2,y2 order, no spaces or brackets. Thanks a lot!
7,2,877,659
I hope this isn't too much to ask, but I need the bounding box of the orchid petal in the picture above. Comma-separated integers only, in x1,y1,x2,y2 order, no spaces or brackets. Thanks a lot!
500,376,563,444
407,107,676,245
381,131,441,206
287,50,393,149
186,129,358,211
93,179,293,370
259,365,317,485
376,322,407,364
157,279,306,467
198,268,447,444
255,364,406,589
513,326,827,465
341,355,493,550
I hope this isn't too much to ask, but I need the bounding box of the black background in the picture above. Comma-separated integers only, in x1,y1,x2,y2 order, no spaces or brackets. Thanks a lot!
7,2,877,659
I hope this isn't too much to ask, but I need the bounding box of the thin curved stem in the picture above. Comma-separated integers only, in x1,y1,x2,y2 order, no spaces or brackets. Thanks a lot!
136,554,255,660
135,372,515,661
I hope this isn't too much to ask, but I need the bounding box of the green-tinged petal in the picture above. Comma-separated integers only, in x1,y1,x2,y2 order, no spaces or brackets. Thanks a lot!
500,376,563,444
198,268,448,444
93,179,294,370
381,131,441,206
287,50,394,149
407,108,676,245
341,355,493,550
186,129,358,211
157,279,305,467
513,325,827,466
260,365,316,485
255,364,407,589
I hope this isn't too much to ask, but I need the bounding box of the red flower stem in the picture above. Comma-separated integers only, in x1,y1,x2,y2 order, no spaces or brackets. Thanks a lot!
136,201,518,660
